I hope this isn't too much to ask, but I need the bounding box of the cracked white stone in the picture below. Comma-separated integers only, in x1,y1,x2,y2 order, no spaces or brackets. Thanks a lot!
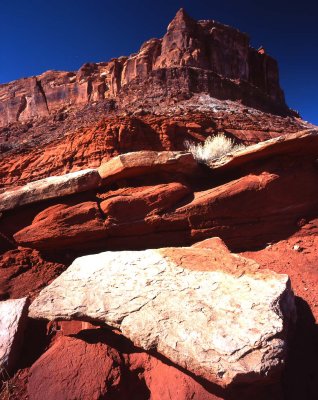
29,246,296,387
0,169,102,212
0,297,29,372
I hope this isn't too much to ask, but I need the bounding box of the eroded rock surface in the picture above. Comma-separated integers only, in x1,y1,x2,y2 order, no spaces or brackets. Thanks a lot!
14,202,107,251
29,245,296,387
13,160,318,252
0,99,311,189
0,297,29,372
0,248,66,301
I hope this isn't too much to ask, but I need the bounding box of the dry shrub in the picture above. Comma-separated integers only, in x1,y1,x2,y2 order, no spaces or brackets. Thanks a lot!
185,134,245,163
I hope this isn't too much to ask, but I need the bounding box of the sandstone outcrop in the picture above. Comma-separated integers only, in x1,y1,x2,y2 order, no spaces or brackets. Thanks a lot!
207,129,318,172
1,104,310,188
13,160,318,252
0,169,101,212
125,351,225,400
0,248,66,301
29,245,296,387
27,326,226,400
100,183,191,223
14,202,107,251
0,9,292,130
0,297,29,373
241,219,318,400
98,150,197,184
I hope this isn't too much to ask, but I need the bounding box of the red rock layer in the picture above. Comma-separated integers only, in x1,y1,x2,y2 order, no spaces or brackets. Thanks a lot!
8,157,318,254
0,109,309,188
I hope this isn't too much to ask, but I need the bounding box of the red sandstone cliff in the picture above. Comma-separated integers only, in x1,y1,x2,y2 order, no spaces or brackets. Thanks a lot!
0,8,296,129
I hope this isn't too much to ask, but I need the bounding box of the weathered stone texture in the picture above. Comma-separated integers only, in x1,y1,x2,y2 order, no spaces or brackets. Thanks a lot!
29,246,296,387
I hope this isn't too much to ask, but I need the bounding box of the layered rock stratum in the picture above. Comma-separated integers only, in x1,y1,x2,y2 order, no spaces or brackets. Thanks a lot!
0,7,317,400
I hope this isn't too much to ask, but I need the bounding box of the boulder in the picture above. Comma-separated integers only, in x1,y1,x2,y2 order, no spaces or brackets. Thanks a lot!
0,169,102,212
29,244,296,387
27,335,121,400
126,352,223,400
0,297,29,373
97,151,198,184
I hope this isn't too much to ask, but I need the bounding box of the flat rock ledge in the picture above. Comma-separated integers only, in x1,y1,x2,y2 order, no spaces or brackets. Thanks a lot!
208,129,318,172
0,169,102,212
29,244,296,387
98,151,198,183
0,151,197,213
0,297,29,373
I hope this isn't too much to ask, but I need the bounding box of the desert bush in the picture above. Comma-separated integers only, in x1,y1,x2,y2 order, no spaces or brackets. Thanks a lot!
184,134,245,164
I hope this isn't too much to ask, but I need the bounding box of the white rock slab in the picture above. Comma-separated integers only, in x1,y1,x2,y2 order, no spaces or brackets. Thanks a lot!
0,169,102,212
29,247,296,387
0,297,29,372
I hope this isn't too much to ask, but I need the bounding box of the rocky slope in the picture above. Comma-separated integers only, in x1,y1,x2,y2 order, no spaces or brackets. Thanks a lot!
0,8,318,400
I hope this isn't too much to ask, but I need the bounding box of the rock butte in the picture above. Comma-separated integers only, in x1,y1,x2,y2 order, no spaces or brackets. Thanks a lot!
0,8,293,128
0,7,318,400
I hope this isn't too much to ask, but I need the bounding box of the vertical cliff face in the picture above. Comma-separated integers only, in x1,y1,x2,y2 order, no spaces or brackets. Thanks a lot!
155,9,250,79
0,8,290,128
248,48,285,103
152,9,284,103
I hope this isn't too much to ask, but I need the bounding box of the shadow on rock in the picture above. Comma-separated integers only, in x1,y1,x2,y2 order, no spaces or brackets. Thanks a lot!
75,328,284,400
283,296,318,400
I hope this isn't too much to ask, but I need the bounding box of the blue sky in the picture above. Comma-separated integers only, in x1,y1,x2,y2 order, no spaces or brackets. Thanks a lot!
0,0,317,124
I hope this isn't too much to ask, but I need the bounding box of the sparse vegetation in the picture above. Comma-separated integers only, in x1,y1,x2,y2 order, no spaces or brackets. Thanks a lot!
0,368,16,400
184,133,245,164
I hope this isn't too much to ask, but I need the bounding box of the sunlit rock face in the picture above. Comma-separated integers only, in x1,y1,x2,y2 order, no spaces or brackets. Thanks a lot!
0,9,290,128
